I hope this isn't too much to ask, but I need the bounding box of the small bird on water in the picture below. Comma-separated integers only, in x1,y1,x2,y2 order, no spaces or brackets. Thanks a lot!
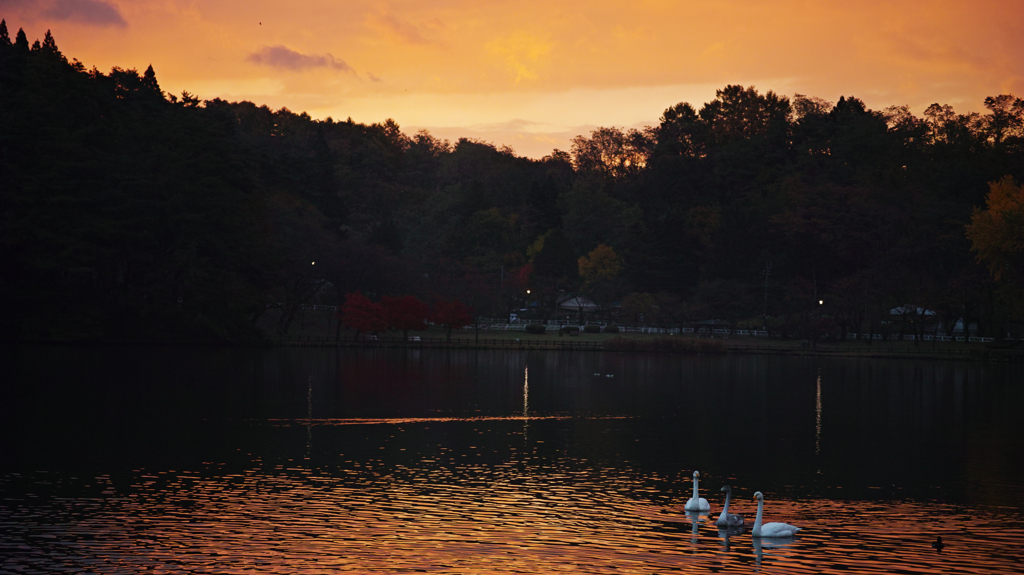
932,536,945,551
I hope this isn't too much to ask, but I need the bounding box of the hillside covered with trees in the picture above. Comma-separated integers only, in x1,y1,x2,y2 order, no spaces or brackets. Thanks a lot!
2,23,1022,342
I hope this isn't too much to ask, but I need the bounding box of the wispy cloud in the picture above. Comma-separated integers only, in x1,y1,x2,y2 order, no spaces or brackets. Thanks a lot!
44,0,127,28
246,45,354,73
370,10,444,47
467,119,546,132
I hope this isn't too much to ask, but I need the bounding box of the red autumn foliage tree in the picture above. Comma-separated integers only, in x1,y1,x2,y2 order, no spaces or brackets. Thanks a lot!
338,291,386,338
516,263,533,286
381,294,430,340
431,299,474,341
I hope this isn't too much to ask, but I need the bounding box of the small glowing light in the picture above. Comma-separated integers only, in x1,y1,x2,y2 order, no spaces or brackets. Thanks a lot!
312,261,316,265
526,289,531,294
819,300,824,305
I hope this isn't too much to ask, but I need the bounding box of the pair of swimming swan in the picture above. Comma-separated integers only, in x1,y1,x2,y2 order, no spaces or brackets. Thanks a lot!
684,470,801,538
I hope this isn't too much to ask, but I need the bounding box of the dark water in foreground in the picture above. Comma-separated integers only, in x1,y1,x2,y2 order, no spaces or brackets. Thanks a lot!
1,346,1023,573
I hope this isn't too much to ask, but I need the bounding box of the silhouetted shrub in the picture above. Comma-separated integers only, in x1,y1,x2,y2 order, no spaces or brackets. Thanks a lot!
525,323,546,334
602,337,726,354
603,325,620,334
584,324,601,334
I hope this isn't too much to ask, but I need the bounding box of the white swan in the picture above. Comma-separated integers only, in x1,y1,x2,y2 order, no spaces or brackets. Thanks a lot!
752,491,801,537
684,470,711,512
716,485,744,527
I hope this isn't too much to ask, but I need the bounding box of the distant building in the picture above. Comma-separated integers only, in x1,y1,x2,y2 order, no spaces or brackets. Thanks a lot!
557,295,598,321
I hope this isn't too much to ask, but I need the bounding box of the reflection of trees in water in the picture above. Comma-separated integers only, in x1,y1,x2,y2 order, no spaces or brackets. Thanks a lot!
816,359,1024,506
168,347,1024,506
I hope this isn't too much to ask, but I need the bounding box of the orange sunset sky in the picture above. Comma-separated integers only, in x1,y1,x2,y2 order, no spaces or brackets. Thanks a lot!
4,0,1024,158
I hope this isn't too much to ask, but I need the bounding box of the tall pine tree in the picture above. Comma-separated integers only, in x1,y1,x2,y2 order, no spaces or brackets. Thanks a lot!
41,30,62,59
14,28,28,51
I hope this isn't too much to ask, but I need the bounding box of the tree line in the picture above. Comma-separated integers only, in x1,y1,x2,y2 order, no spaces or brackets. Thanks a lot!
1,23,1022,342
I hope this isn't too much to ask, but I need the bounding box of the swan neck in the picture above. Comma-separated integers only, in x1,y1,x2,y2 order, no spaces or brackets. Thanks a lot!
692,476,699,499
753,498,764,535
722,491,731,514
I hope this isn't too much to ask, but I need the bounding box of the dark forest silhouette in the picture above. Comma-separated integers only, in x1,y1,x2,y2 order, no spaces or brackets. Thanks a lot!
1,23,1022,342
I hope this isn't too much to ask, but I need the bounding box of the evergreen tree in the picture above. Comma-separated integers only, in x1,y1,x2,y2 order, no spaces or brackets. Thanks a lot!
41,30,60,57
14,28,28,51
0,20,11,46
142,64,160,94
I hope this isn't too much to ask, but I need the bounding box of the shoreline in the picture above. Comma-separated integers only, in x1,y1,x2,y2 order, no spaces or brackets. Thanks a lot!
243,309,1024,361
5,335,1022,362
291,339,1024,362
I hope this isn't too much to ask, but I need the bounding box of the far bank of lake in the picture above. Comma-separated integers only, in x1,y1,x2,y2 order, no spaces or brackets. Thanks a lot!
269,332,1024,363
257,308,1023,363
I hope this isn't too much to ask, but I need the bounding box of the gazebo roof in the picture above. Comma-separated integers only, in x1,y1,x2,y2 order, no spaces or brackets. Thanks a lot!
558,296,598,310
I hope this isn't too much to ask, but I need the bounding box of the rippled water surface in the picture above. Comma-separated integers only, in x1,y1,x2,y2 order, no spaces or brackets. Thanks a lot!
2,346,1023,573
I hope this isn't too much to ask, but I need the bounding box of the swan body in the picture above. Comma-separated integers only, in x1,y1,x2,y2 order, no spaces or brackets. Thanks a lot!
752,491,801,537
716,485,744,527
684,470,711,512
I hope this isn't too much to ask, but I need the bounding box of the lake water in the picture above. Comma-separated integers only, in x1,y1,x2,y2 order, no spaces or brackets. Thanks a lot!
2,346,1023,573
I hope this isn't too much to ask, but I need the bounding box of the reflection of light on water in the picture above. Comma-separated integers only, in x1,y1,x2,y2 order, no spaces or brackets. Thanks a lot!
5,458,1024,572
815,371,822,456
306,374,313,457
523,365,529,440
276,415,630,426
523,365,529,418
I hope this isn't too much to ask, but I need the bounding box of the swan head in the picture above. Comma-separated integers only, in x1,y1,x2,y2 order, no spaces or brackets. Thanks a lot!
720,484,731,493
753,491,764,501
693,470,700,478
